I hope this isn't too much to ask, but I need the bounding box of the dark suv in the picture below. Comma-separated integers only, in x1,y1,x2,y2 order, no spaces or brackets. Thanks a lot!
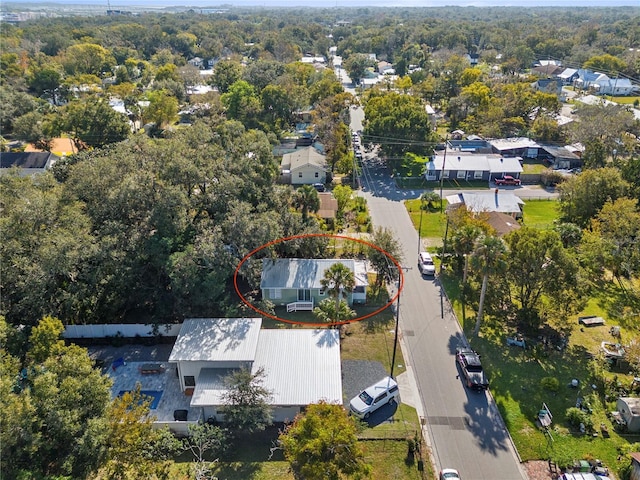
456,347,489,390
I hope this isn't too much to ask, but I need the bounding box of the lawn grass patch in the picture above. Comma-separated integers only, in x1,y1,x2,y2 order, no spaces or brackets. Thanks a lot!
357,403,422,440
522,199,560,230
341,315,406,377
361,437,426,480
405,199,447,242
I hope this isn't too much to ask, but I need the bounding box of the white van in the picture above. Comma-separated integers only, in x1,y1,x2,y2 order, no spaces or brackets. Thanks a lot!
349,376,400,419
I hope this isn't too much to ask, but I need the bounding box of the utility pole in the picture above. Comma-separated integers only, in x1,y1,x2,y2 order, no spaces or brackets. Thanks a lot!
439,135,449,213
389,266,407,379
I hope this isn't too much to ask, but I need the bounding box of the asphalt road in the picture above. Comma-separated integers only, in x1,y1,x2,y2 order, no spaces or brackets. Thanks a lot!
358,156,528,480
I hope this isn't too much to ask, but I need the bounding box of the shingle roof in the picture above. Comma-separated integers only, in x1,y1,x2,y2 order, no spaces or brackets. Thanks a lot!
0,152,59,169
168,318,262,363
260,258,368,290
280,146,327,172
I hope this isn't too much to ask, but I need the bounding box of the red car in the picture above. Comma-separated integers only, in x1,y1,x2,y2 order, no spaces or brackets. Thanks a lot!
494,175,521,186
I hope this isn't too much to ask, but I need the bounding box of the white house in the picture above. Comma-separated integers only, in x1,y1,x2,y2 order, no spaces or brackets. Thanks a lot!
595,77,636,96
446,191,525,218
169,318,343,423
280,146,328,185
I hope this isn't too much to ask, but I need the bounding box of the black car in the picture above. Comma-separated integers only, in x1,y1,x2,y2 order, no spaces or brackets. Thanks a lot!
456,347,489,390
313,183,326,192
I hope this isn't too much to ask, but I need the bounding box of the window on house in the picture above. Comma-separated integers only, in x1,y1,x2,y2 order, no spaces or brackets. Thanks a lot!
474,171,483,179
314,172,319,177
298,172,302,177
271,288,282,299
319,288,326,296
184,376,195,387
457,170,466,179
442,170,450,178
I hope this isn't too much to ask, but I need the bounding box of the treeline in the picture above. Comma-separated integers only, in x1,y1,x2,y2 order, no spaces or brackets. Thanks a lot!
0,121,332,326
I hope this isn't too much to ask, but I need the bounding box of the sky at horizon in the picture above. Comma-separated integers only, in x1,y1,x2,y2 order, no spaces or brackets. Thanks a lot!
7,0,640,7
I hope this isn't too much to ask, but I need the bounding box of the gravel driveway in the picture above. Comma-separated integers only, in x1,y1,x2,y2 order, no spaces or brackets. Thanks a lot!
341,359,389,407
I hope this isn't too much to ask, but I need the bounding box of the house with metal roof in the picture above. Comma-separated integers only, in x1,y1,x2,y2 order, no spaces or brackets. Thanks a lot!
446,191,525,219
169,318,342,424
489,137,541,158
261,258,368,312
279,146,328,185
424,152,523,183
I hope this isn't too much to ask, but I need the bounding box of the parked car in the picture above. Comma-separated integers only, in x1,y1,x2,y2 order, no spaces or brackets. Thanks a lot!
418,251,436,276
494,175,521,186
455,347,489,390
313,183,326,192
439,468,461,480
349,376,400,419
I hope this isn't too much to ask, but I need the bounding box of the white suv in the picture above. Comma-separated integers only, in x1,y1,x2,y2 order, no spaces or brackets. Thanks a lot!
349,376,400,419
418,251,436,276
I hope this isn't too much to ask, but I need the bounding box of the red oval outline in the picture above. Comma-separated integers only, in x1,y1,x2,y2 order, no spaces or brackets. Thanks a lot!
233,233,404,327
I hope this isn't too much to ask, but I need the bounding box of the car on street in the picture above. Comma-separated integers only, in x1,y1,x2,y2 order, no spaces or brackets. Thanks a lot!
418,251,436,276
439,468,461,480
494,175,521,186
456,347,489,390
349,376,400,419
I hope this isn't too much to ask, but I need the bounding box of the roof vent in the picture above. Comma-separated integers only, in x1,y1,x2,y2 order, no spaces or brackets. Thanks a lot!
500,158,503,162
458,156,461,161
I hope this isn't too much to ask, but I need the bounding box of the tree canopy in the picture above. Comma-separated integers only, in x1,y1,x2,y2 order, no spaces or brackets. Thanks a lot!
279,401,371,480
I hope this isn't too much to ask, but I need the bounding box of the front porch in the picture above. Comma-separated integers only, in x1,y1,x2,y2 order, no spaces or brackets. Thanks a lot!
287,299,314,312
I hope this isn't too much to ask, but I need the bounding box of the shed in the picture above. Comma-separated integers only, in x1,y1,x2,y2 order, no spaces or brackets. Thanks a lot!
617,397,640,433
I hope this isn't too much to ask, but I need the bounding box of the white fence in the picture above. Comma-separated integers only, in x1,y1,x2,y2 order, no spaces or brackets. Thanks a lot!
63,323,182,339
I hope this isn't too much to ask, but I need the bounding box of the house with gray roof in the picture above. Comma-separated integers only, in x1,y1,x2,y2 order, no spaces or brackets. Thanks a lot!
446,191,525,219
424,152,523,183
0,152,59,176
169,318,342,424
261,258,368,311
280,146,328,185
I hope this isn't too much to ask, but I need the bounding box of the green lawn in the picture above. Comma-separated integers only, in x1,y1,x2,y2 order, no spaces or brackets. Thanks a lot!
405,199,447,241
522,199,560,229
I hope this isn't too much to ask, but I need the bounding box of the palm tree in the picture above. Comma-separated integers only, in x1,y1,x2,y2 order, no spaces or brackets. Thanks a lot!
313,298,356,325
470,235,506,337
452,224,482,285
293,185,320,223
320,262,356,322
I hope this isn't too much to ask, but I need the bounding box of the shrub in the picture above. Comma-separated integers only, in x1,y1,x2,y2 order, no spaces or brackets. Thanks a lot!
565,407,587,427
541,376,560,392
565,407,593,432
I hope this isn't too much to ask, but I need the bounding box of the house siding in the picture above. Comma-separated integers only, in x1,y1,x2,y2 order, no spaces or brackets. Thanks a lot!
291,165,326,185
